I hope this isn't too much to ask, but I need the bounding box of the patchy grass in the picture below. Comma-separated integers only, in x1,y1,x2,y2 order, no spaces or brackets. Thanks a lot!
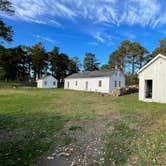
104,121,139,165
0,81,36,88
104,94,166,165
0,89,166,165
69,126,82,131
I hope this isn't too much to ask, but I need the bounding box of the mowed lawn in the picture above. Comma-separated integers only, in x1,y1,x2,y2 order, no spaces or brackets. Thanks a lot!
0,89,166,165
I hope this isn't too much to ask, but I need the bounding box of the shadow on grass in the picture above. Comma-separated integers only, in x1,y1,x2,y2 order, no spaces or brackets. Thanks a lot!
0,112,67,166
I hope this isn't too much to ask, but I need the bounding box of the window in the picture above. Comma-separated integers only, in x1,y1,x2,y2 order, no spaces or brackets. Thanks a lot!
85,81,88,90
115,81,117,88
99,80,102,87
44,81,47,85
75,81,77,86
53,81,56,86
67,81,69,88
119,81,121,87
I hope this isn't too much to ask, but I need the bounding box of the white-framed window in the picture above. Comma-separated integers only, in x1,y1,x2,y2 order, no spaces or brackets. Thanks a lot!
115,81,117,87
85,81,88,89
53,81,56,86
119,81,121,87
44,81,47,85
75,81,77,86
99,80,102,87
67,81,69,88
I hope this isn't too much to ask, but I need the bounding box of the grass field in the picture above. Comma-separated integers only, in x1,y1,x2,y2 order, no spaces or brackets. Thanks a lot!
0,81,36,88
0,89,166,165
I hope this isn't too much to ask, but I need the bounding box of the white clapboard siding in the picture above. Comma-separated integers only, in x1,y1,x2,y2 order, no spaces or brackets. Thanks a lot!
138,54,166,103
64,70,125,93
37,75,58,88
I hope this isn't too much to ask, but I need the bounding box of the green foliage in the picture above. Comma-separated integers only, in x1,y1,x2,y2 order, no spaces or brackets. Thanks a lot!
109,40,130,72
100,64,111,71
83,53,100,71
128,42,149,74
0,0,14,42
68,56,81,74
30,42,47,80
49,47,80,83
0,44,81,82
0,45,30,81
126,74,139,86
152,38,166,56
109,40,149,74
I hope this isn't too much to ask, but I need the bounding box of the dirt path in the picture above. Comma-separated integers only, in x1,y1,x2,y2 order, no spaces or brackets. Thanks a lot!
39,113,120,166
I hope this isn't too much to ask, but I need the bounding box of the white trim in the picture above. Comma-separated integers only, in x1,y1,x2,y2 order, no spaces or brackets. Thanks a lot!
138,54,166,74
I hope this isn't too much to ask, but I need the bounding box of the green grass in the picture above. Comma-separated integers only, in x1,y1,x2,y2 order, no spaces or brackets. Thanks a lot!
0,81,36,88
0,89,166,165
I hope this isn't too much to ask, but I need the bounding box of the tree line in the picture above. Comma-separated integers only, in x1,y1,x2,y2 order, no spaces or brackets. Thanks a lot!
0,43,82,83
100,38,166,85
0,0,166,85
0,38,166,84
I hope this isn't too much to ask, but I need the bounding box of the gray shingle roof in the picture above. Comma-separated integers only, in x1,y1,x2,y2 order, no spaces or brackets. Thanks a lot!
40,75,56,80
65,70,119,79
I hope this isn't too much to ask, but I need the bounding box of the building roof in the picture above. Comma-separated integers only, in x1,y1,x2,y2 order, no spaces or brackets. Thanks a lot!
38,75,57,81
65,70,121,79
138,54,166,74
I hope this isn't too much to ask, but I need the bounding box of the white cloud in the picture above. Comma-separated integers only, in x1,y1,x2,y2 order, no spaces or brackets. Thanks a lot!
4,0,166,44
8,0,166,28
94,33,105,43
32,34,56,44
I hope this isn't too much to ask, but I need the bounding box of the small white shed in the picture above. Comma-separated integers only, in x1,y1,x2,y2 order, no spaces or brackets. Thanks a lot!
64,70,125,93
37,75,58,88
138,54,166,103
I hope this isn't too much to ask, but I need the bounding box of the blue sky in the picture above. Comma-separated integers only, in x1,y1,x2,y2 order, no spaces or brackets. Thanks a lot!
2,0,166,65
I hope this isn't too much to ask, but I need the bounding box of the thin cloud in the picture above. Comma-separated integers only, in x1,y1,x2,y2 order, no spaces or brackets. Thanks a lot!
32,34,56,44
8,0,166,28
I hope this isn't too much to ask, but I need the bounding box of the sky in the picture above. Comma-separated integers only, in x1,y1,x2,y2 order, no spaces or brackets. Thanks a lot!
1,0,166,65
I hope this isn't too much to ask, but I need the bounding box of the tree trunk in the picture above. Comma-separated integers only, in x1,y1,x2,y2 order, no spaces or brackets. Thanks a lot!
34,70,36,81
132,56,135,74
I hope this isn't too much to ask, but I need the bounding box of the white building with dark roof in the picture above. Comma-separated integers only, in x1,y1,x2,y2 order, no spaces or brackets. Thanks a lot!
64,70,125,93
37,75,58,88
138,54,166,103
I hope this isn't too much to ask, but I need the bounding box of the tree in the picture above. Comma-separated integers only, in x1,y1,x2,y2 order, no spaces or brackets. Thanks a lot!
68,56,81,74
0,44,6,79
14,45,30,81
118,40,131,72
100,64,111,71
152,38,166,56
30,42,47,80
0,45,29,81
83,53,100,71
109,50,121,70
49,47,70,83
49,47,59,76
109,40,130,72
59,53,69,81
0,0,14,42
127,42,148,74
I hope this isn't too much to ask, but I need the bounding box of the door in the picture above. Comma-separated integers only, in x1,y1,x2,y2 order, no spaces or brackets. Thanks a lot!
145,80,153,99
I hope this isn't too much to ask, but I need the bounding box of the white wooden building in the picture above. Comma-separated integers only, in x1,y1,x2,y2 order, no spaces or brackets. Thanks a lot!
64,70,125,93
138,54,166,103
37,75,58,88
